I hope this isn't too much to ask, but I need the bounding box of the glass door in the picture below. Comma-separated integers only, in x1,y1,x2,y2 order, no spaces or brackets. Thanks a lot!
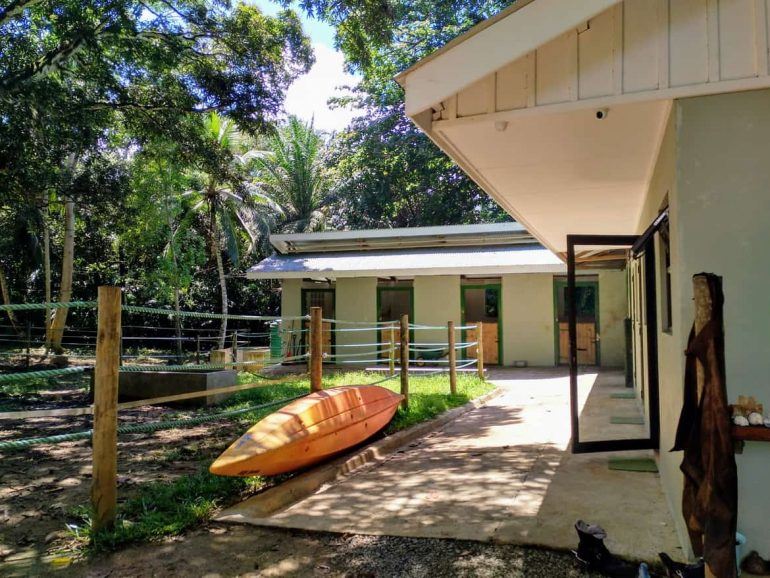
567,234,660,454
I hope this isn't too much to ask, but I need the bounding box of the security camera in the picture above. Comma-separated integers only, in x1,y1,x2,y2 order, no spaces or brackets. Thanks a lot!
595,108,609,120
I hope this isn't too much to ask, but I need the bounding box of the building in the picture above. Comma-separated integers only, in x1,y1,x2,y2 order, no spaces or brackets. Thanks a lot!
248,223,627,369
396,0,770,560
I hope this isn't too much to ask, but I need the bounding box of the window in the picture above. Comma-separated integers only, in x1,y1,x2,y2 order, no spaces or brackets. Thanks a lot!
658,218,672,333
302,288,335,318
378,287,412,322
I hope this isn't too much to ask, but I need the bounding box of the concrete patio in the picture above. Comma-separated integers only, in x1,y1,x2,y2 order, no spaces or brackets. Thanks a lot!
218,368,684,563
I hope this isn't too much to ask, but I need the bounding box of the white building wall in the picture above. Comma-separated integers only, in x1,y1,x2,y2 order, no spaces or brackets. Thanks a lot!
501,273,556,366
335,278,378,363
675,88,770,557
599,270,627,367
413,276,461,347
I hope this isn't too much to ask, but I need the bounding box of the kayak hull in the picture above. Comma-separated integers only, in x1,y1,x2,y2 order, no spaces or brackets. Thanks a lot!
210,385,403,477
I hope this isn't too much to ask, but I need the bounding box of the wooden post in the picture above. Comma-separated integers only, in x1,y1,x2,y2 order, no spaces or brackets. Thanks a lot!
400,314,409,409
476,322,485,380
231,330,238,360
388,324,396,376
25,319,31,368
310,306,322,392
196,335,201,365
693,275,717,578
91,286,122,532
448,321,457,395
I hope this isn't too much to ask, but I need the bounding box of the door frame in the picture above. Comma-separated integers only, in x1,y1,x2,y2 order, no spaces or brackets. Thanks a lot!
460,284,503,365
553,277,600,366
567,234,661,454
376,286,415,359
301,287,336,359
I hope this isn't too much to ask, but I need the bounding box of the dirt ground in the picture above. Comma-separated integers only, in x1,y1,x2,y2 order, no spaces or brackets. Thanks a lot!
63,524,602,578
0,355,260,569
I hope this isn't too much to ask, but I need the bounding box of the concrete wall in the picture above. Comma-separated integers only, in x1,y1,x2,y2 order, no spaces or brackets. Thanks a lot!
501,273,555,366
414,276,461,346
636,105,688,553
280,278,303,339
598,270,627,368
673,88,770,557
335,278,378,362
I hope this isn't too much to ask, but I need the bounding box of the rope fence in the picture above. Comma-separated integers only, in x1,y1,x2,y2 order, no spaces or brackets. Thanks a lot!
0,294,487,531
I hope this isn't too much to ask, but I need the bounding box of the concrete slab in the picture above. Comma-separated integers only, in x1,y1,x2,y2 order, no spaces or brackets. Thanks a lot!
219,368,684,564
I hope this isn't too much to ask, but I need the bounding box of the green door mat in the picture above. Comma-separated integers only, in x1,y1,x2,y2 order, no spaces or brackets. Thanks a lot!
610,415,645,424
610,391,636,399
608,457,658,473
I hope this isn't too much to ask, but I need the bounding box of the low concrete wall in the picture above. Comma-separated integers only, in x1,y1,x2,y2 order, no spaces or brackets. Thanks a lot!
117,370,238,407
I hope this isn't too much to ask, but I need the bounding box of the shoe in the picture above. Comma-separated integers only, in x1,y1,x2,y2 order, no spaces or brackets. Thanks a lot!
573,520,640,577
742,551,770,575
659,553,705,578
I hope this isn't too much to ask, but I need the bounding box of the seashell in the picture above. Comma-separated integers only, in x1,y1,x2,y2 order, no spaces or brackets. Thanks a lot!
764,416,770,428
748,412,764,426
733,415,750,427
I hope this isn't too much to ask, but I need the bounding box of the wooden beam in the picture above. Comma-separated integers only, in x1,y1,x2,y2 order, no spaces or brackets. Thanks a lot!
310,306,322,392
448,321,458,395
400,314,409,408
91,286,122,531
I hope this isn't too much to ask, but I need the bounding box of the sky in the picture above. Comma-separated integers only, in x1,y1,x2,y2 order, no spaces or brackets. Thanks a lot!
252,1,361,133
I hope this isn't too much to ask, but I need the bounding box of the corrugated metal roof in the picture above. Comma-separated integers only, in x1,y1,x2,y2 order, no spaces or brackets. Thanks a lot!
247,244,565,279
269,222,529,254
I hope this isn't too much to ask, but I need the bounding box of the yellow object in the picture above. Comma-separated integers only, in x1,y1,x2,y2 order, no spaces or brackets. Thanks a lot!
210,385,403,477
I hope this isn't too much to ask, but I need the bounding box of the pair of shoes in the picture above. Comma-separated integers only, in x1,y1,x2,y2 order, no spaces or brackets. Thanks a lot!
573,520,642,577
659,553,704,578
742,551,770,575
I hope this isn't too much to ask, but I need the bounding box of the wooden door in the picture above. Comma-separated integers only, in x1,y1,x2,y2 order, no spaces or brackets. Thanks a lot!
466,322,499,365
559,322,597,365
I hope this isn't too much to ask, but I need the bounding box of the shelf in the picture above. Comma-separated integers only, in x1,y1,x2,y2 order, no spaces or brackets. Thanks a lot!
732,426,770,442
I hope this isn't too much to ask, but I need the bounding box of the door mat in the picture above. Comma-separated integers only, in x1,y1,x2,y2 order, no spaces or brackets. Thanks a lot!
610,415,645,425
610,391,636,399
608,457,658,473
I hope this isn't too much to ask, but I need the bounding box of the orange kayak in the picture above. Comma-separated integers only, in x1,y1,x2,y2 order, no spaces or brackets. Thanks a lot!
210,385,403,477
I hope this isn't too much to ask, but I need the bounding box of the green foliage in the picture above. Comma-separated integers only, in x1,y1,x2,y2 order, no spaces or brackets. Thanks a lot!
256,116,331,234
326,0,514,228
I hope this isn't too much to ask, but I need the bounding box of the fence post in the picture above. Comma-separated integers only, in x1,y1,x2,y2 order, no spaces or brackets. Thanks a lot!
476,323,485,380
400,314,409,409
231,330,239,370
196,334,201,365
25,319,31,368
310,306,323,392
448,320,457,395
388,324,395,376
92,286,122,532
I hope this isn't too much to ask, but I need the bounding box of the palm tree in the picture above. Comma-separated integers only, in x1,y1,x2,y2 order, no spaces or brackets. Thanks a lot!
184,112,278,348
255,116,329,234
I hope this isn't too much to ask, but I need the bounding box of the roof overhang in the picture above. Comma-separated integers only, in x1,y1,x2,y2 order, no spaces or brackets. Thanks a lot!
396,0,621,117
247,244,566,280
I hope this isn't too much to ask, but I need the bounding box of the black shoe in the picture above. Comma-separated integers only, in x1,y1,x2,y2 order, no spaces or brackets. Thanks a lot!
573,520,640,577
659,553,705,578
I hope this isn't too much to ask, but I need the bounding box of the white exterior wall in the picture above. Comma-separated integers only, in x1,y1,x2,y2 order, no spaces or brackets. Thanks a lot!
599,270,627,367
674,88,770,557
501,273,556,366
335,278,378,363
414,276,461,346
437,0,770,122
280,278,303,340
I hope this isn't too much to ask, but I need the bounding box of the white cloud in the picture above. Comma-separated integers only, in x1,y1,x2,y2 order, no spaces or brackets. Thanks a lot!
283,43,361,133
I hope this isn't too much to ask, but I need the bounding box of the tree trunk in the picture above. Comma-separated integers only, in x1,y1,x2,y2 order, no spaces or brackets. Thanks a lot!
43,211,52,351
215,246,228,349
50,199,75,354
0,264,20,334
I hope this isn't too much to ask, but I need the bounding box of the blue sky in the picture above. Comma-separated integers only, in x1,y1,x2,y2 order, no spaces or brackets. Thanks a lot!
251,0,360,132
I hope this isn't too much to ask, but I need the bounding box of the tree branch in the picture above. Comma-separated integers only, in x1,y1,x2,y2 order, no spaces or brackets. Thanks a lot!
0,0,43,26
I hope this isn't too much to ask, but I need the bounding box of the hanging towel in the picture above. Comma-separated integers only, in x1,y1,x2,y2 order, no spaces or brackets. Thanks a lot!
672,274,737,578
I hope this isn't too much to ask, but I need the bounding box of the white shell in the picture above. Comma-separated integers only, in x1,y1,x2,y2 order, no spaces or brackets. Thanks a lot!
764,416,770,428
748,412,764,426
733,415,750,427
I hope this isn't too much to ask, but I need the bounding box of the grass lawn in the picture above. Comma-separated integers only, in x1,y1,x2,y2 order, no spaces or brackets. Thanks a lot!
75,371,494,554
